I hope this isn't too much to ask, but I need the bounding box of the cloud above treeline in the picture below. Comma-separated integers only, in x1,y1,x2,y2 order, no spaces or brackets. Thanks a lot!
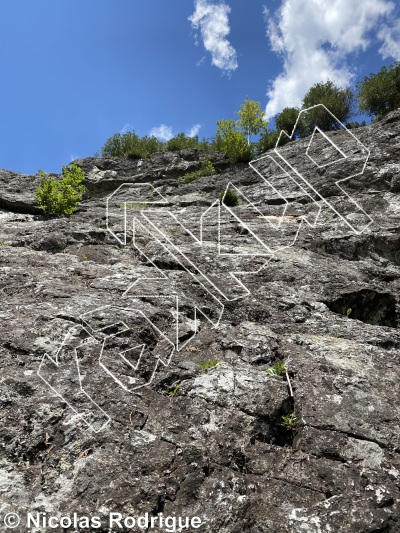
119,123,133,134
149,124,174,141
186,123,202,137
189,0,238,75
264,0,400,118
149,123,202,141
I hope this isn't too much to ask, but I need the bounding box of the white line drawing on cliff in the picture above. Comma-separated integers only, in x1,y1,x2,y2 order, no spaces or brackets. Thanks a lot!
250,104,372,235
38,104,373,431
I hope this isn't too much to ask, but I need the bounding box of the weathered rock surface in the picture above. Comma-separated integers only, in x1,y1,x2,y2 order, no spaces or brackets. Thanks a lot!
0,111,399,532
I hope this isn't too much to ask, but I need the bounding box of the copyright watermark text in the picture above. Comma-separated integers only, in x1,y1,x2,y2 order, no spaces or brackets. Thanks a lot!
2,511,202,531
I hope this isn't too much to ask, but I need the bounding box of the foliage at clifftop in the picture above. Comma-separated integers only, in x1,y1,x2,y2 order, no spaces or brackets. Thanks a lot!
98,62,400,163
34,163,86,216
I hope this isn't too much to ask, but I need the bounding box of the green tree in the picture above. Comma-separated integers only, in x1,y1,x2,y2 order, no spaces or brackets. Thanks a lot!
166,133,200,151
275,107,304,139
198,137,216,151
216,119,253,163
345,120,367,129
99,131,164,159
216,119,236,137
34,163,86,216
301,80,355,134
138,135,165,157
256,126,292,154
236,97,268,145
100,131,139,157
357,62,400,119
256,128,279,153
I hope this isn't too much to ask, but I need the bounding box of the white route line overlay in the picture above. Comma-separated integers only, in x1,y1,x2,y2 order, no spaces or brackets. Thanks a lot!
252,103,372,234
38,105,373,432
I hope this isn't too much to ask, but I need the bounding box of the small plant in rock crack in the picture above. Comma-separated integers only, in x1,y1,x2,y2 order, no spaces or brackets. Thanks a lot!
280,413,300,430
219,187,239,207
0,242,9,247
162,383,181,397
332,307,352,337
267,360,294,399
266,361,286,378
179,157,215,184
199,360,218,371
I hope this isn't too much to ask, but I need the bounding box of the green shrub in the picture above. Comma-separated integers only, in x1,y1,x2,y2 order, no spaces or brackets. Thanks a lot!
266,361,286,378
257,129,280,153
225,130,254,163
219,187,239,207
179,157,215,184
126,147,148,160
167,133,201,151
199,137,218,151
166,133,218,152
34,163,86,216
199,360,218,370
345,120,367,129
100,131,139,157
98,129,221,159
99,131,164,159
357,62,400,119
257,128,292,154
301,80,355,134
216,120,253,163
162,383,181,397
280,413,300,430
140,135,165,156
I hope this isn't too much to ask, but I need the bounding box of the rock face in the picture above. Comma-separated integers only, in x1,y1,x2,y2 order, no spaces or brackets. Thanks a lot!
0,112,399,532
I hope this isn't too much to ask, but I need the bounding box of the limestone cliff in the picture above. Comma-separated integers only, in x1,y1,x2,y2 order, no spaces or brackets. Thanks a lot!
0,111,399,532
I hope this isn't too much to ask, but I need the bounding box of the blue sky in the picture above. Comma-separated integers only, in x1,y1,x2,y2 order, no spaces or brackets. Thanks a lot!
1,0,399,175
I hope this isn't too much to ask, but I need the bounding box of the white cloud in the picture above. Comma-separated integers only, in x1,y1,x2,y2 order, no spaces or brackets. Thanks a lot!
378,21,400,60
186,123,202,137
264,0,396,118
189,0,238,74
149,124,174,141
120,123,133,134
